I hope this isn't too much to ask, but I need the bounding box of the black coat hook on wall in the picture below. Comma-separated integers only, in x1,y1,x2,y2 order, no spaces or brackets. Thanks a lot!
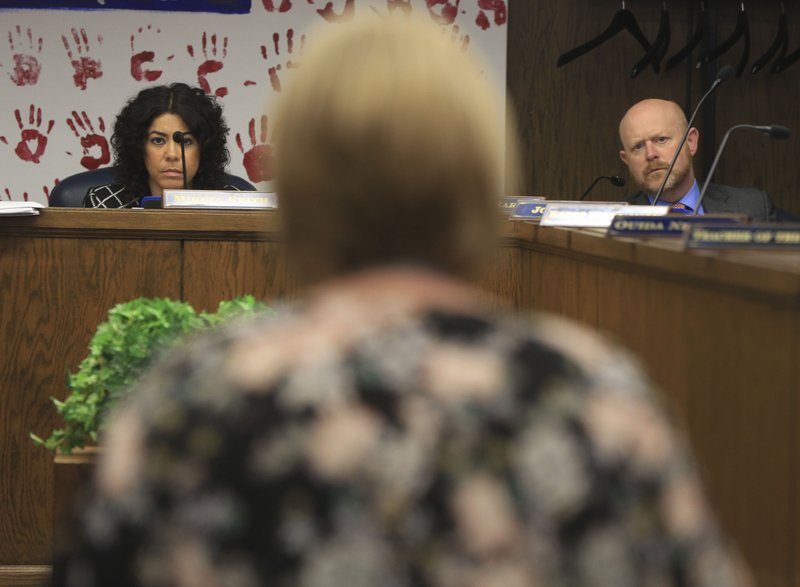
773,42,800,72
752,1,788,74
632,1,670,77
697,1,750,77
557,1,654,71
666,0,707,70
772,0,800,72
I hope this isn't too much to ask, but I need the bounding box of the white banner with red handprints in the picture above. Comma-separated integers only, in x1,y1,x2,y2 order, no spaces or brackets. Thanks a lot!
0,0,507,205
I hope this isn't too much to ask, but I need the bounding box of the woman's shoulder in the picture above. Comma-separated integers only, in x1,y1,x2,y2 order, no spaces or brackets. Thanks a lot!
83,183,138,208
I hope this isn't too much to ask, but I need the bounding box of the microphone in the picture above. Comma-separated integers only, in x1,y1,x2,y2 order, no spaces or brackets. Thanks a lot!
172,131,188,189
693,124,791,216
652,64,735,205
579,175,625,201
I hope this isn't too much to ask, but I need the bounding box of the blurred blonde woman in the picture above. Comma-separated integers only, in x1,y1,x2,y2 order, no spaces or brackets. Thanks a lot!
58,15,749,587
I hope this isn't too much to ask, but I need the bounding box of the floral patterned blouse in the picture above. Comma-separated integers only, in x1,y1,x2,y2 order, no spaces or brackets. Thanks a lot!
57,268,750,587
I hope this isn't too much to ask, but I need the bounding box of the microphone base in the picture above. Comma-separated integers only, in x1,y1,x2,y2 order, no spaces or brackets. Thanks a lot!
141,196,163,209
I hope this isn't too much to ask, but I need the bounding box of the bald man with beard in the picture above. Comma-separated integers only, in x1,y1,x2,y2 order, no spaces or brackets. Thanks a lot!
618,98,777,221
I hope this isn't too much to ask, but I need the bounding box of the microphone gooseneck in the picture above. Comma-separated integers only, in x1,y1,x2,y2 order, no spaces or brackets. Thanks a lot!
693,123,791,216
579,175,626,201
652,64,735,205
172,131,188,190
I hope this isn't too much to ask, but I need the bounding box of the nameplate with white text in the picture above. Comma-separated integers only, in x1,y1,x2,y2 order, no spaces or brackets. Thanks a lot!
163,190,277,209
540,203,666,228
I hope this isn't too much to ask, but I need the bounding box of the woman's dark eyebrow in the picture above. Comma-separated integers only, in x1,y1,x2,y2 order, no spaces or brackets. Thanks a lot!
148,130,193,137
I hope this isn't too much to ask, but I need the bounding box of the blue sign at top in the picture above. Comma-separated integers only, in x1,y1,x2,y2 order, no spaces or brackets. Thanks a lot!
0,0,250,13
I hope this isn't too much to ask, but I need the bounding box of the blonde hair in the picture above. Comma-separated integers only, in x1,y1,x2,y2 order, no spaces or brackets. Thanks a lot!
273,15,511,283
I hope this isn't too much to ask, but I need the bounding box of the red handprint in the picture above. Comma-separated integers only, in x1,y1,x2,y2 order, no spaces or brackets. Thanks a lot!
44,180,59,203
236,116,273,182
262,0,292,11
3,188,27,201
61,28,103,90
310,0,354,22
475,0,507,30
3,26,43,86
130,25,174,82
187,32,229,98
444,25,470,52
13,105,54,164
245,30,303,92
66,111,110,170
426,0,461,25
3,183,56,202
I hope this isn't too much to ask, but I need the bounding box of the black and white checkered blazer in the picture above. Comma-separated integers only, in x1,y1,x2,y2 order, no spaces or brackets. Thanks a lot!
83,183,139,208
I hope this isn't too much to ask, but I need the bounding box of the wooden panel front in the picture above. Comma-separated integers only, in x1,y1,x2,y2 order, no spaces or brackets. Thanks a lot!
0,210,282,571
522,248,600,328
595,265,798,587
0,233,181,564
182,240,295,312
505,226,800,587
2,211,800,587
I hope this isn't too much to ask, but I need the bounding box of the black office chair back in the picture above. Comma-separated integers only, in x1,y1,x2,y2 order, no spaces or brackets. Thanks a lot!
49,167,258,207
49,168,117,207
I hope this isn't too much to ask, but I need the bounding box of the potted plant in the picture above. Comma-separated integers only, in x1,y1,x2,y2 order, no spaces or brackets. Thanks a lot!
32,295,269,454
33,295,270,557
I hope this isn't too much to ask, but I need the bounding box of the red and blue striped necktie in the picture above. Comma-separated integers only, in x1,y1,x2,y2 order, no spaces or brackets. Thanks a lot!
669,202,692,214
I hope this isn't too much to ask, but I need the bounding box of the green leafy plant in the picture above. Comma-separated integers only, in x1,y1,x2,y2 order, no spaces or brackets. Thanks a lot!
31,295,268,454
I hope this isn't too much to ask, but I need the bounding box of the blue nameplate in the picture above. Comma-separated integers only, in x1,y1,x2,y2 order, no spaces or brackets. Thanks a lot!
608,214,745,237
510,199,548,219
686,224,800,249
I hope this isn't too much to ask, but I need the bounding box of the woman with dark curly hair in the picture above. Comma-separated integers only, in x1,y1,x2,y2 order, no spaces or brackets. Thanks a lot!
83,83,244,208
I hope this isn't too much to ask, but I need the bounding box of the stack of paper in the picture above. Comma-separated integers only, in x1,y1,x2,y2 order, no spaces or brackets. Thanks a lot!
0,201,45,216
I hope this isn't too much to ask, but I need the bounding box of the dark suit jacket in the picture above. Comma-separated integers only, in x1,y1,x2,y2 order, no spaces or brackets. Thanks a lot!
624,183,777,222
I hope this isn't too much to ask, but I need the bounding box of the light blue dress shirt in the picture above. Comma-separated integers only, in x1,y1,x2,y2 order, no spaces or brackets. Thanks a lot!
647,179,705,215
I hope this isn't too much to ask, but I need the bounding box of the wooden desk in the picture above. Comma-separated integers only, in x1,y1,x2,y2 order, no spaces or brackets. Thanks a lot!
501,222,800,587
0,209,294,586
1,210,798,587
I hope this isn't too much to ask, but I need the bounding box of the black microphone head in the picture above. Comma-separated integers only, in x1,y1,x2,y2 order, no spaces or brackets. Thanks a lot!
609,175,626,187
769,125,791,139
716,65,735,82
172,131,185,144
